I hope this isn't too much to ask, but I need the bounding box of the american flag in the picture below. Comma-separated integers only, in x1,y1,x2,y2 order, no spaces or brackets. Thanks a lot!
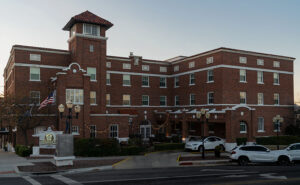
38,91,55,110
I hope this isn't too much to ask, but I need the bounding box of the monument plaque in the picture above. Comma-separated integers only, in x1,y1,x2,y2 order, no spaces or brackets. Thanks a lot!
54,134,75,166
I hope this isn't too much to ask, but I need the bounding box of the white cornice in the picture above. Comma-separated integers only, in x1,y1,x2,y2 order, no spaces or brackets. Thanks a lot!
106,104,294,108
14,63,65,69
90,114,132,117
68,33,108,43
13,47,69,55
107,57,131,62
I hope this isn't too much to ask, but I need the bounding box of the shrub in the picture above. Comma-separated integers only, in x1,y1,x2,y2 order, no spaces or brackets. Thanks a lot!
256,136,300,145
15,145,31,157
154,143,185,151
120,146,146,155
236,138,247,146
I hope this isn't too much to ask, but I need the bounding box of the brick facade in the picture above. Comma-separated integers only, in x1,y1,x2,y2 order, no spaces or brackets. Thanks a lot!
3,11,295,149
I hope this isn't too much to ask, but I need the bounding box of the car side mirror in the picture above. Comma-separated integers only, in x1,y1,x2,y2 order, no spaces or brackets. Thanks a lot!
287,148,290,151
266,149,270,152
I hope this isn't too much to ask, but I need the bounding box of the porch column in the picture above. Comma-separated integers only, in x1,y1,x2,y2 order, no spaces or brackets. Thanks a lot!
165,113,171,137
204,119,209,136
182,112,188,141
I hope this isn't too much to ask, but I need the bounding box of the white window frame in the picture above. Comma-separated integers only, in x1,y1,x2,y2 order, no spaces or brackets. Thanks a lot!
274,93,280,105
30,54,41,61
123,74,131,86
83,23,100,36
90,91,96,105
239,69,246,82
239,57,247,64
87,67,97,82
240,122,247,133
89,45,94,52
106,73,111,85
207,70,214,82
106,94,110,105
273,61,280,68
160,66,167,72
66,89,84,105
142,95,149,106
174,76,179,88
175,95,179,106
257,59,264,66
142,76,149,87
72,125,79,135
106,62,111,68
257,93,264,105
189,61,195,68
110,124,119,138
206,57,213,64
207,92,214,104
174,65,179,72
160,77,167,88
34,126,46,135
140,125,151,139
142,65,150,71
258,117,264,132
30,67,40,81
257,71,264,84
123,94,131,106
90,125,96,138
123,63,131,69
240,92,247,104
273,73,280,85
160,96,167,106
190,94,195,105
30,91,40,105
189,73,195,85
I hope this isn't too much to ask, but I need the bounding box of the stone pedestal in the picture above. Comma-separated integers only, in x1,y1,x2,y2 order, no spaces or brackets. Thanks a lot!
54,134,75,167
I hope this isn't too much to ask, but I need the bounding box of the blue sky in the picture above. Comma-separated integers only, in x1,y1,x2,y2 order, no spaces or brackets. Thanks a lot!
0,0,299,101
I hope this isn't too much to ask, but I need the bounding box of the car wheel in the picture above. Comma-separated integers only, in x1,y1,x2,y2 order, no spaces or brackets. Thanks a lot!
278,156,290,166
238,157,249,166
219,144,225,151
198,145,204,153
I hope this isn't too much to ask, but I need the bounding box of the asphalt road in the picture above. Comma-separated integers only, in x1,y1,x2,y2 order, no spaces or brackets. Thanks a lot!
1,164,300,185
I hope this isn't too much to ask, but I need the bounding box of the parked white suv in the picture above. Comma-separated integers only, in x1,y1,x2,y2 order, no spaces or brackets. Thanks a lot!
285,143,300,161
185,136,225,152
230,145,293,166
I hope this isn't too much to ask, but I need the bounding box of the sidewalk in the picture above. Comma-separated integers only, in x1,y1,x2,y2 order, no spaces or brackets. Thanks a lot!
178,151,230,166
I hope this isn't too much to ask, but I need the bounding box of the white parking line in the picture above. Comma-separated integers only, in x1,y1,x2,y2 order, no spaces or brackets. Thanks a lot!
23,176,42,185
260,173,287,180
51,175,82,185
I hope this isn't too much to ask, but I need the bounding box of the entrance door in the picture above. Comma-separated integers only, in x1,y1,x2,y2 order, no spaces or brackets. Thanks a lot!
140,125,151,139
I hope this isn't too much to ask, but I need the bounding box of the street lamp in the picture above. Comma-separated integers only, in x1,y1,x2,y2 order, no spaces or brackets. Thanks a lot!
273,115,284,150
58,101,81,134
196,108,210,159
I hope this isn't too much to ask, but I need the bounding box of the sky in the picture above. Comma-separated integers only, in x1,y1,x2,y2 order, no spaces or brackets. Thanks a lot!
0,0,299,102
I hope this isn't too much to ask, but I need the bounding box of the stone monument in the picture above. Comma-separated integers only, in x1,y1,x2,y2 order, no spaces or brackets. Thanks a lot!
54,134,75,166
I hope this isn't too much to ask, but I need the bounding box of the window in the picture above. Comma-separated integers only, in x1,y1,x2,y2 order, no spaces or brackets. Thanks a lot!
30,67,40,81
106,94,110,105
87,67,96,81
257,59,264,66
123,95,130,105
273,61,280,68
258,117,264,132
274,121,281,132
90,91,96,105
30,91,40,104
206,57,213,64
83,24,100,36
174,65,179,72
239,57,247,64
66,89,84,104
257,93,264,105
240,92,246,104
274,93,280,105
160,96,167,106
123,63,131,69
189,61,195,68
240,69,246,82
160,66,167,72
106,73,110,85
142,76,149,87
123,74,131,86
30,54,41,61
140,125,151,139
71,26,76,37
106,62,111,68
240,121,247,133
34,126,46,135
257,71,263,84
90,125,96,138
160,77,166,88
274,73,279,84
175,95,179,106
142,65,149,71
189,73,195,85
142,95,149,106
208,92,214,104
207,70,214,82
89,45,94,52
72,126,79,135
190,94,195,105
110,124,118,138
174,76,179,87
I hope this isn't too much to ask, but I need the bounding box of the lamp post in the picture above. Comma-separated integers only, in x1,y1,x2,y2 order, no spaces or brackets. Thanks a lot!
58,101,81,134
196,108,210,159
272,115,284,150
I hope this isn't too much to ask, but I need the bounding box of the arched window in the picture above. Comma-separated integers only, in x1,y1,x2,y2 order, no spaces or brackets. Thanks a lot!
240,121,247,133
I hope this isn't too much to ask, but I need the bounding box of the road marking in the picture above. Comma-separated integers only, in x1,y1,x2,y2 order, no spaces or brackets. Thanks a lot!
112,157,131,167
201,169,244,172
224,175,249,178
212,177,300,185
51,175,82,185
260,173,287,180
177,154,181,162
23,176,42,185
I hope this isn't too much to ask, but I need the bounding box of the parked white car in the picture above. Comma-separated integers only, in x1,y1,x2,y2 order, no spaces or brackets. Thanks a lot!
185,136,225,152
285,143,300,161
230,145,293,166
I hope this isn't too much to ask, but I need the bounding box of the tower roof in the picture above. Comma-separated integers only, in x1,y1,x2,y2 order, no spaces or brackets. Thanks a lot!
63,11,113,31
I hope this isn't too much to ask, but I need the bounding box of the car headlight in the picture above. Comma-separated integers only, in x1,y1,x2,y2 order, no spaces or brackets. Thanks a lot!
192,144,198,146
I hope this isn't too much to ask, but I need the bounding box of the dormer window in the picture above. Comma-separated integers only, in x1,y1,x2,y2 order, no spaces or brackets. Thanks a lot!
83,24,100,36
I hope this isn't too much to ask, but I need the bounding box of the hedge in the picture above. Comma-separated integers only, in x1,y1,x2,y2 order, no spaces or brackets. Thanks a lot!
119,146,146,156
154,143,185,151
15,145,31,157
256,136,300,145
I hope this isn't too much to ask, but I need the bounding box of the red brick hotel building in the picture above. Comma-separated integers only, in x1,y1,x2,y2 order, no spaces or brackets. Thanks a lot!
4,11,295,150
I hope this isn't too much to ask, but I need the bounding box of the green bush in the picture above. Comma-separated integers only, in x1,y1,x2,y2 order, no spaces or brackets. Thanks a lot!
236,138,247,146
256,136,300,145
120,146,146,155
154,143,185,151
15,145,31,157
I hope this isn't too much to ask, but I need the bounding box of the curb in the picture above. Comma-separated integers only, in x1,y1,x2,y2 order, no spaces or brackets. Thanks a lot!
179,159,230,166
